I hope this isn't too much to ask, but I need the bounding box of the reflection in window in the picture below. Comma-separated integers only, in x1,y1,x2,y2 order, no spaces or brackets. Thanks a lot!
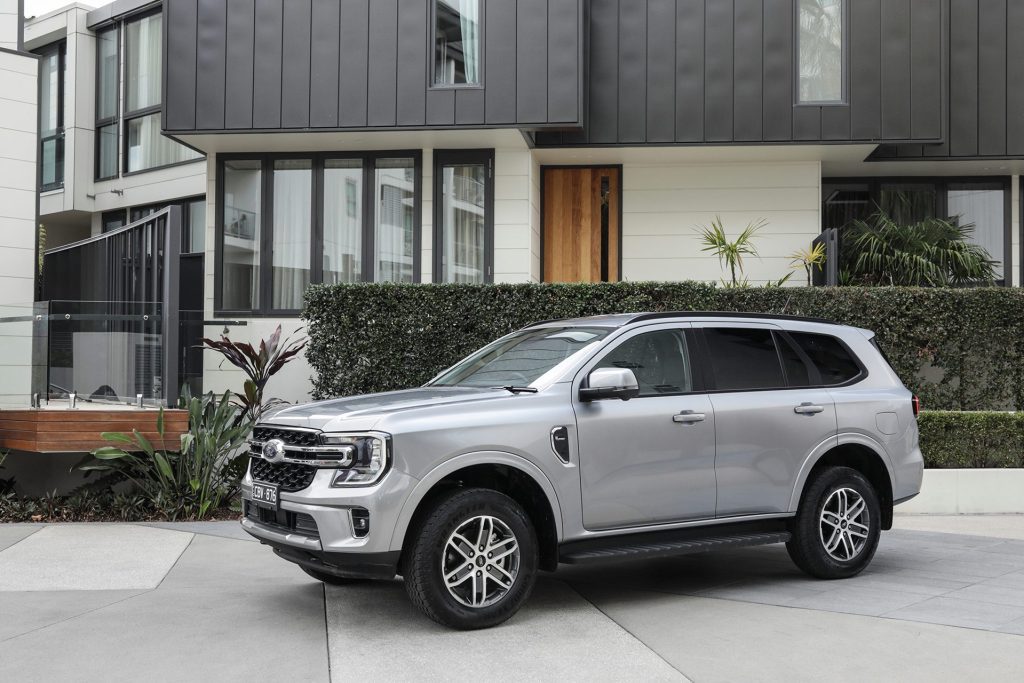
597,330,692,396
37,43,64,189
323,159,363,284
186,200,206,254
822,183,871,230
439,162,486,282
222,160,262,310
798,0,844,103
879,184,938,225
272,160,313,310
948,186,1005,281
375,159,416,283
434,0,481,86
126,114,201,173
125,13,161,111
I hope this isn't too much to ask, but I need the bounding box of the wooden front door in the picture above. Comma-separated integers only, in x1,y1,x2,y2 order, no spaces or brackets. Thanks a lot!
542,167,621,282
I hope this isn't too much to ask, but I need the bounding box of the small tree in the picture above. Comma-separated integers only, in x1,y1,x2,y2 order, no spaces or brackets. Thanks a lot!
790,241,827,286
698,216,764,288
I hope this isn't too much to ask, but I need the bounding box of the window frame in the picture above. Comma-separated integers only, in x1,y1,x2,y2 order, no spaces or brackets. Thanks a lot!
794,0,849,106
36,40,66,192
432,148,494,283
580,324,708,399
429,0,486,90
823,176,1013,286
94,23,120,181
215,151,423,317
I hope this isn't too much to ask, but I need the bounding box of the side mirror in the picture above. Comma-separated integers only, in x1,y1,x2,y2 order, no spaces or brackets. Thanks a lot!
579,367,640,402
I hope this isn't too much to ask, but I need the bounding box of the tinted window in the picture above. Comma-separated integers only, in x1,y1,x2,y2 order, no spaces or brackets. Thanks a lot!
789,332,861,385
777,333,813,387
596,330,692,396
704,328,785,391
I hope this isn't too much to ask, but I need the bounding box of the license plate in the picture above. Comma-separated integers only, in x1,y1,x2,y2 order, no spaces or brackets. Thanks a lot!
251,481,279,510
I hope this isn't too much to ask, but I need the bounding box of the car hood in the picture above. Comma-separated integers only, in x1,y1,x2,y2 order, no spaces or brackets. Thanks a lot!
259,386,517,431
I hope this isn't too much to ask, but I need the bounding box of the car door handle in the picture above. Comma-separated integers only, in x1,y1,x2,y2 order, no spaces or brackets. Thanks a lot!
794,403,825,415
673,411,706,423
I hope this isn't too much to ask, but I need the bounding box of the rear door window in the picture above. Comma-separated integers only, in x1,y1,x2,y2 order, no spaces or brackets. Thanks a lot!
788,332,862,385
703,328,785,391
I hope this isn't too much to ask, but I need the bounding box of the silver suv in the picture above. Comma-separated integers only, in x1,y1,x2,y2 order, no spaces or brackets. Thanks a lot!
241,312,923,629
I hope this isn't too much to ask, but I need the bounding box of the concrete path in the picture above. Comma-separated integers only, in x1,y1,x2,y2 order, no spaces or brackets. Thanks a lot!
1,517,1023,681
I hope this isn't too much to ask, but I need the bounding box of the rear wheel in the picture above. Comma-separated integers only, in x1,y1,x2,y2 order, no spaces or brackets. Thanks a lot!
404,488,538,629
787,466,881,579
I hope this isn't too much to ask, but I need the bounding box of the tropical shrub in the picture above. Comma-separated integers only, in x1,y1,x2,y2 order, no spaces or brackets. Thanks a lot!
697,216,765,288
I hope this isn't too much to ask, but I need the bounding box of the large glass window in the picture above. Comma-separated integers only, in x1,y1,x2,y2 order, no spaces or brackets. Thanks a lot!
434,0,482,86
37,42,65,190
222,160,263,311
323,159,363,284
272,160,313,310
704,328,786,391
375,159,417,283
797,0,844,103
436,152,491,283
95,26,119,180
126,114,201,174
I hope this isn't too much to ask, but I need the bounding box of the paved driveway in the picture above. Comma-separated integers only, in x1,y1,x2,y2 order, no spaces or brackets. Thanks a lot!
2,518,1023,682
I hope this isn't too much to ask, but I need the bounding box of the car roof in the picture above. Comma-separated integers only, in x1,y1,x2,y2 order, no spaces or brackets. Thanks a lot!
528,311,838,328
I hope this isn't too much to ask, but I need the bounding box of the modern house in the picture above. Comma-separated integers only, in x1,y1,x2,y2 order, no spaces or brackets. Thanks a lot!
13,0,1024,406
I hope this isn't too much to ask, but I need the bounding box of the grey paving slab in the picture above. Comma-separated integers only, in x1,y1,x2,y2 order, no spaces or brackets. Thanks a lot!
0,589,145,641
0,524,41,551
947,582,1024,609
325,577,686,682
138,520,254,542
884,595,1024,631
0,524,193,591
0,534,329,683
784,583,930,617
577,584,1024,683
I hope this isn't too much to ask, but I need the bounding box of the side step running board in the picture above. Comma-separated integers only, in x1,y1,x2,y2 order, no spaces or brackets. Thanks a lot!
559,531,791,565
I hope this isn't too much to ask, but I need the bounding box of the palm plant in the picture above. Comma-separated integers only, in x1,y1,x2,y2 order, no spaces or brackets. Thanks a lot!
202,325,306,423
790,241,828,286
698,217,765,288
840,210,996,287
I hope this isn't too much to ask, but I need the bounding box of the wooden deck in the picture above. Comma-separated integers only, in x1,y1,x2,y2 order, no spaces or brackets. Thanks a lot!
0,408,189,453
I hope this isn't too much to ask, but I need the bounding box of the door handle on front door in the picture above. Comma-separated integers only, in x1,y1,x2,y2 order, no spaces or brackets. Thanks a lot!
794,402,825,415
673,410,706,424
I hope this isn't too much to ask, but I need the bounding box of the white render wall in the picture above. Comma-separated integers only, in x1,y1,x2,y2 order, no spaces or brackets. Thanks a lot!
0,0,18,50
0,46,37,306
620,160,821,285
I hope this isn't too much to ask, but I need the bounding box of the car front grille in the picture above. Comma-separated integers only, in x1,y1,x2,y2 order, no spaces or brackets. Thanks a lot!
250,457,317,492
244,500,319,538
252,426,321,447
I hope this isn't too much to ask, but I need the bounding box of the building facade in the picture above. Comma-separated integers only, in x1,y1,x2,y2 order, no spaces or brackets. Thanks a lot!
23,0,1024,404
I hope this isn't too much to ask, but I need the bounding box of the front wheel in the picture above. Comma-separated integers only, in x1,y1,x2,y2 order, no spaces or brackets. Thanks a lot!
404,488,538,630
787,466,881,579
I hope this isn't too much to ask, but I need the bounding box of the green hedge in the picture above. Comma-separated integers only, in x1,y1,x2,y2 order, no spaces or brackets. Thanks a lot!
303,283,1024,411
918,411,1024,468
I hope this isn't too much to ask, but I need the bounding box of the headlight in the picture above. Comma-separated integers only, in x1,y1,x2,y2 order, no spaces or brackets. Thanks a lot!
322,432,390,487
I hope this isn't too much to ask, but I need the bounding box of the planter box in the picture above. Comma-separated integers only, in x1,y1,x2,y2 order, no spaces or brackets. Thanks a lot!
897,469,1024,514
0,407,187,453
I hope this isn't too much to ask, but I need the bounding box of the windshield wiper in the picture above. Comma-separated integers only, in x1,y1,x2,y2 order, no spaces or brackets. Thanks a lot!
494,385,538,394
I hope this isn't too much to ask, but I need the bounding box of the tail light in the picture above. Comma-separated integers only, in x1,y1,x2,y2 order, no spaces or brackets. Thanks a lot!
912,395,920,418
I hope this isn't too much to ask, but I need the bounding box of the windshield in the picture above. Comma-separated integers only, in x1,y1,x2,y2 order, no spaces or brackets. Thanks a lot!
430,326,612,388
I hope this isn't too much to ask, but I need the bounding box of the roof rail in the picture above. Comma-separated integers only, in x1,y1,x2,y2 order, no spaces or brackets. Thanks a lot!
628,311,836,325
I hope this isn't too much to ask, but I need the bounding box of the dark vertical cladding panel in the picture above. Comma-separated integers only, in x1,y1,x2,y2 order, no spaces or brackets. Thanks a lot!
646,0,676,142
792,106,820,140
977,0,1007,156
548,0,580,124
704,0,734,141
367,0,398,127
949,0,978,156
396,0,427,126
281,0,312,128
820,106,850,140
761,0,791,141
224,0,255,129
909,0,941,140
485,0,517,124
339,0,369,128
675,0,704,142
164,0,197,130
849,0,881,140
880,0,910,140
732,0,762,141
426,89,455,125
310,0,341,128
195,0,227,130
455,89,485,125
517,0,548,123
1007,2,1024,155
588,0,618,143
617,0,646,142
252,0,283,129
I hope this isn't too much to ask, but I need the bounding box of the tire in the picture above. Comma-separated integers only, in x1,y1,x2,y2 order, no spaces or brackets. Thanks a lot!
404,487,539,630
301,566,365,586
787,466,882,580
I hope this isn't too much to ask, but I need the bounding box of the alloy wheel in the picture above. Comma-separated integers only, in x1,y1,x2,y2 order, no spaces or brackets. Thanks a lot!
818,487,871,561
441,515,521,608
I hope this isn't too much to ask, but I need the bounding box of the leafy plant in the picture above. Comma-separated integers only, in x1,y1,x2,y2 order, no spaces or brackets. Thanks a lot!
79,390,253,520
790,241,827,286
840,210,997,287
201,325,306,422
698,217,764,288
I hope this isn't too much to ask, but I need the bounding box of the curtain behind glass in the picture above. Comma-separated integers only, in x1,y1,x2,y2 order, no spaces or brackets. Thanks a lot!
222,160,262,310
459,0,480,84
434,0,480,85
440,164,485,283
97,28,118,120
798,0,843,102
324,159,363,283
375,159,416,282
126,14,162,112
39,51,59,137
948,188,1004,281
272,160,313,310
126,114,201,172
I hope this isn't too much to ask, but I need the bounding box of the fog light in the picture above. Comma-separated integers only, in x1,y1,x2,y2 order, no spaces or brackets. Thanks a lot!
351,508,370,538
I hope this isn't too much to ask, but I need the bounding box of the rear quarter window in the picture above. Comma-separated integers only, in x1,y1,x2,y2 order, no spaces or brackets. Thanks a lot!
788,332,862,385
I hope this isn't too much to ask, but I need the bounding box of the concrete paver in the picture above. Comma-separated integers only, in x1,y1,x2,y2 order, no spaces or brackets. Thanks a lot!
0,589,145,641
0,524,40,552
